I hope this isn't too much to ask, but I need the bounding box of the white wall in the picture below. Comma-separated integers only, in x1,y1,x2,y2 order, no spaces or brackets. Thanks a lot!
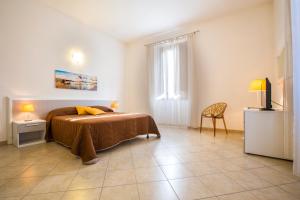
0,0,125,141
123,43,149,113
124,3,276,130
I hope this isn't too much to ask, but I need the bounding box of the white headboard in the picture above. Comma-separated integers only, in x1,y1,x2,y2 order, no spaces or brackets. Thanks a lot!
5,97,113,144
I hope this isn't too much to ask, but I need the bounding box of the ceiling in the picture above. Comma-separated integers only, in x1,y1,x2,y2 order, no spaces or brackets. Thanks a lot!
40,0,271,42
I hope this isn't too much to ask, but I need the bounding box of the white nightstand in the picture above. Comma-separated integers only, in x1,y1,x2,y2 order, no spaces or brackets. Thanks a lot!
12,119,46,148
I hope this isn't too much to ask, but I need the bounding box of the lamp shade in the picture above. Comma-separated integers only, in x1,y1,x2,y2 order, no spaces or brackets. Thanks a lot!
110,101,119,109
21,104,35,112
249,79,266,92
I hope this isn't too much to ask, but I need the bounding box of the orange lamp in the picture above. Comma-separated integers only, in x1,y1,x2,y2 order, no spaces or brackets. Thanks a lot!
21,104,35,121
249,79,266,108
21,104,35,112
249,79,266,92
110,101,119,110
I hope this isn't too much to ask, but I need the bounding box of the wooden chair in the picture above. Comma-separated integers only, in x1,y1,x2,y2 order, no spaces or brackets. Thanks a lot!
200,102,228,136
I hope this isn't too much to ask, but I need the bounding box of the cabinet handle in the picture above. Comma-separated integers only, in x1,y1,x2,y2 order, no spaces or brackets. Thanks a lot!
25,124,39,127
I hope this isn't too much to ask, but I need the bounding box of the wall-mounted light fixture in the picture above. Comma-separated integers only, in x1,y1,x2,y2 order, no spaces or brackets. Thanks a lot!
70,50,84,65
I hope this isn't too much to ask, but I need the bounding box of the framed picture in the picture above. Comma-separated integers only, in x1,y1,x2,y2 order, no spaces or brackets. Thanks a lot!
55,70,97,91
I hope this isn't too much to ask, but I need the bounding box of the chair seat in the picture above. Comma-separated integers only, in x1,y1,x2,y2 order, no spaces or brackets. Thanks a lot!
200,102,228,136
202,114,224,118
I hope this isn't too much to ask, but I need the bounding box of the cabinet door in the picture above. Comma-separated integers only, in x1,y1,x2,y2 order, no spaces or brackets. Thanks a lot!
244,111,284,158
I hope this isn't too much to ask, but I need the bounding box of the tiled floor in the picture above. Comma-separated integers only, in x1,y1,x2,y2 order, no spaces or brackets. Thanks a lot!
0,126,299,200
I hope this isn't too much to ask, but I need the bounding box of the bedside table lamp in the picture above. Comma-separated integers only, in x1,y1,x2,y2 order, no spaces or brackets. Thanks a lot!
21,103,35,121
110,101,119,111
249,79,266,108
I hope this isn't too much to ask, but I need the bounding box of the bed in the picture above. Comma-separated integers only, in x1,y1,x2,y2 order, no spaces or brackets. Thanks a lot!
45,106,160,164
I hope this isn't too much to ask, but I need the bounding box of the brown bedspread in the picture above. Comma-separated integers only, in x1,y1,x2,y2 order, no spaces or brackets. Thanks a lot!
46,107,160,163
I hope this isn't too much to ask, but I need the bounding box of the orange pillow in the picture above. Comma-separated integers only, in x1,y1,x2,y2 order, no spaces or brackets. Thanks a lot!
85,107,105,115
76,106,89,115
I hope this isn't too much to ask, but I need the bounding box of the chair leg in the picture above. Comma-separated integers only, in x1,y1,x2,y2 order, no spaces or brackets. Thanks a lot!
200,116,203,133
212,118,216,137
222,117,228,134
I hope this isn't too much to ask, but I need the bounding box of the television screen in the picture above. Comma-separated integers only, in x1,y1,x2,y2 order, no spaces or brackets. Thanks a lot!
265,78,273,110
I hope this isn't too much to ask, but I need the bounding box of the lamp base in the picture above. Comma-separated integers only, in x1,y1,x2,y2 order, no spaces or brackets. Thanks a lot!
260,107,274,111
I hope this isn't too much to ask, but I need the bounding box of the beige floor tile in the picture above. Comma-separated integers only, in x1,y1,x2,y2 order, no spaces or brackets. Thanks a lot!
20,164,56,177
0,197,22,200
138,181,178,200
95,153,111,162
271,164,300,180
30,174,74,194
250,156,292,167
0,177,42,198
108,158,134,171
198,152,223,161
0,166,28,179
185,161,221,176
218,191,257,200
0,157,14,168
100,184,139,200
109,150,132,161
147,143,171,151
135,167,166,183
168,147,190,155
279,182,300,198
224,171,272,190
175,152,203,162
161,164,194,179
33,156,62,165
187,145,213,153
152,149,174,157
103,169,136,187
68,170,105,190
7,157,39,167
208,159,242,172
78,159,108,173
22,192,64,200
216,149,246,159
155,155,181,165
249,167,298,185
0,180,5,188
230,157,265,169
199,173,245,196
170,177,214,200
251,186,298,200
131,151,153,160
49,160,81,176
61,188,101,200
133,157,158,168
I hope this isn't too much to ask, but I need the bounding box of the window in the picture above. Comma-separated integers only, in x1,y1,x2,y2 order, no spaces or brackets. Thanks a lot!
155,41,187,100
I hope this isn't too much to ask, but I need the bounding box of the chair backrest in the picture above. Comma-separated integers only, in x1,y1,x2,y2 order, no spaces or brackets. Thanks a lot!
202,102,227,117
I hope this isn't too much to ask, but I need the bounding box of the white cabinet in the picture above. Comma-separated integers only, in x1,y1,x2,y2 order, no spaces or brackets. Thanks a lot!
244,109,292,160
12,120,46,148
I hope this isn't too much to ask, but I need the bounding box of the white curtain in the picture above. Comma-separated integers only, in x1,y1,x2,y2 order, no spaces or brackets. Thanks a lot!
282,0,294,162
147,33,199,127
291,0,300,176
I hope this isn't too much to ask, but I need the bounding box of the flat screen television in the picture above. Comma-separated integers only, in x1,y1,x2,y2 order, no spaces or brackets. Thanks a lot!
264,77,273,111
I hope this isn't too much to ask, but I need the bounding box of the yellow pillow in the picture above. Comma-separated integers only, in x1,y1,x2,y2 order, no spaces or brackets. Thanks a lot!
76,106,89,115
85,107,105,115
